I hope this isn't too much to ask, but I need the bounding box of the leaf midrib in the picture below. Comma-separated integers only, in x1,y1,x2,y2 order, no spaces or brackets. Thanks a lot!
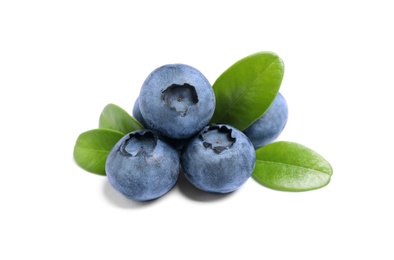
255,159,331,178
75,147,111,154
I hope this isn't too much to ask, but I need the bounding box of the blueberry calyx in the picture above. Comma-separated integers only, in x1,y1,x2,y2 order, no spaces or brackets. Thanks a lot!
162,83,198,116
119,130,158,157
201,125,236,154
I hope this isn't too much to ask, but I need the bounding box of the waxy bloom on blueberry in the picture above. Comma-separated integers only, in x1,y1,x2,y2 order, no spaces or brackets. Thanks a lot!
181,124,256,193
106,130,180,201
139,64,215,139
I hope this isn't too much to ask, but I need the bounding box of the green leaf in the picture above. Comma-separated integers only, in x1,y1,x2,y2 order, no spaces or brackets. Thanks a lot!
73,129,124,175
99,103,143,134
252,141,333,191
210,51,284,130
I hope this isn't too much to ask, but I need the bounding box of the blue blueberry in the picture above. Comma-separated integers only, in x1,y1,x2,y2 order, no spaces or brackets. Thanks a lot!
132,96,147,127
105,130,180,201
181,124,256,193
139,64,215,139
243,92,288,149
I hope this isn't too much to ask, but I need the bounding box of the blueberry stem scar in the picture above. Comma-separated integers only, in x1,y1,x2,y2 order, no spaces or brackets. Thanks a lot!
201,125,236,154
120,131,157,157
162,83,198,116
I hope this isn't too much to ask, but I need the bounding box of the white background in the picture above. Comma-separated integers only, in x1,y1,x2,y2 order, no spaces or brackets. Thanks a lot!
1,1,393,259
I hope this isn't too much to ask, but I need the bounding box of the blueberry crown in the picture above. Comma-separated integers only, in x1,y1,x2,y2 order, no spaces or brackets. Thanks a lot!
119,130,158,157
161,83,199,117
200,125,236,154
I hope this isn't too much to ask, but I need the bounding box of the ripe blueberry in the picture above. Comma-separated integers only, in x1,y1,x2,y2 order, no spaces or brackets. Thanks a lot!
139,64,215,139
132,96,147,127
243,92,288,149
106,130,180,201
181,124,256,193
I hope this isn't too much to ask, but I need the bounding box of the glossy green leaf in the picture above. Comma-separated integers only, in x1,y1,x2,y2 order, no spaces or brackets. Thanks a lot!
252,141,333,191
99,103,143,134
73,129,124,175
210,51,284,130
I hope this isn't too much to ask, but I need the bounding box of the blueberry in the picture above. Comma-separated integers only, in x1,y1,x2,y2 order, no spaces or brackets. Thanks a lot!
243,92,288,149
181,124,256,193
105,130,180,201
132,96,147,127
139,64,215,139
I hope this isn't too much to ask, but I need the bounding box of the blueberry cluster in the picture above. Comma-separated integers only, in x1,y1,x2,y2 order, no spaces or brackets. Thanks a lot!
106,64,288,201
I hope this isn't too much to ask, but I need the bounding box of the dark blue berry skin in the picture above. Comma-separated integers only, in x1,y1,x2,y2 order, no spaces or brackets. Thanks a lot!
139,64,215,139
243,92,288,149
181,124,256,194
105,130,180,201
132,96,147,127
